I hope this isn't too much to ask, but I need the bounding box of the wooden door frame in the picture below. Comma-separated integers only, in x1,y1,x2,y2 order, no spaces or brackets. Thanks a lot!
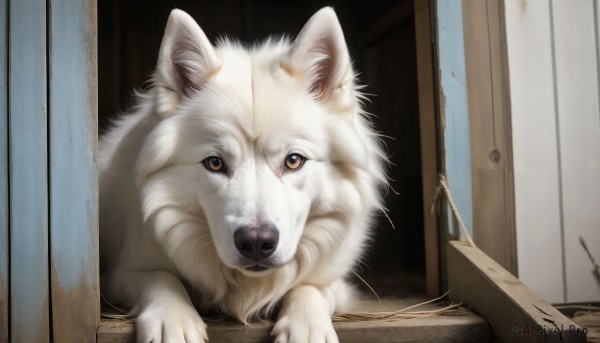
0,0,583,341
414,0,442,298
462,0,517,276
417,0,586,341
414,0,518,299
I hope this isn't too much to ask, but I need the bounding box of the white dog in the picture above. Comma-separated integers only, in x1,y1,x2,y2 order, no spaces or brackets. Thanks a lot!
100,7,386,343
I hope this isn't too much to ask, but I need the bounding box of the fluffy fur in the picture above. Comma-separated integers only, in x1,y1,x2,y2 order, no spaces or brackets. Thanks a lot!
100,7,386,343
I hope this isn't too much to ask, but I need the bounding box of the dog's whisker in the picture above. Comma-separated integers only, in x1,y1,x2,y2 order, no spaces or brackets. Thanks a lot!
352,271,380,305
378,205,396,230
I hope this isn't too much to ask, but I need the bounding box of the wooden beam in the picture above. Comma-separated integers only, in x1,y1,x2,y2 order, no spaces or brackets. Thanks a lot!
447,241,587,342
0,0,8,340
49,0,99,341
9,0,50,341
462,0,517,275
414,0,441,297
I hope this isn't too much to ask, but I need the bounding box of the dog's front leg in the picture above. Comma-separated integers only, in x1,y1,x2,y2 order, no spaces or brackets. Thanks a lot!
272,284,339,343
109,269,208,343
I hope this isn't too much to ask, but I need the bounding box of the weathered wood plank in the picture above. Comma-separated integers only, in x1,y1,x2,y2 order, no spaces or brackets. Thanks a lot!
49,0,99,341
504,0,565,304
98,297,492,343
461,0,517,275
435,0,474,239
9,0,49,342
551,0,600,303
0,0,9,340
414,0,440,297
447,241,587,343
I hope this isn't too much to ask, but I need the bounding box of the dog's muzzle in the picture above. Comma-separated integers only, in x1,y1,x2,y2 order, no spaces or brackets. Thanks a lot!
234,225,279,272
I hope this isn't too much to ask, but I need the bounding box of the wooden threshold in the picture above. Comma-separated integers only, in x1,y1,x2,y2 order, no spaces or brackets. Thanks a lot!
98,296,492,343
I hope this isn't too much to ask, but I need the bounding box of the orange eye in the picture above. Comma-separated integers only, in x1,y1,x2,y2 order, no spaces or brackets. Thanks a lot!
284,153,306,171
203,156,226,173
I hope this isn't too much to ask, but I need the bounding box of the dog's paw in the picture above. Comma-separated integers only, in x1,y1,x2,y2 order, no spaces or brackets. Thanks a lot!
271,312,339,343
136,303,208,343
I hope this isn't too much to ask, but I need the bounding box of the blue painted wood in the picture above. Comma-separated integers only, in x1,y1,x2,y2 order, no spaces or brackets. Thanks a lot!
49,0,99,340
0,0,9,341
9,0,50,342
436,0,474,237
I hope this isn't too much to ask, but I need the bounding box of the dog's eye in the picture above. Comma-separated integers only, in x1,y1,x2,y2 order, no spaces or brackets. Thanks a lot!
284,153,306,171
202,156,227,173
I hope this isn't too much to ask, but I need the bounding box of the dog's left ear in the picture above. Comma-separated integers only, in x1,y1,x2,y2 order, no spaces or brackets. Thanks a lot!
287,7,354,111
154,9,221,117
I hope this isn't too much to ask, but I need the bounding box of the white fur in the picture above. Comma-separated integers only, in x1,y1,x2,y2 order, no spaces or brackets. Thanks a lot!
100,7,386,343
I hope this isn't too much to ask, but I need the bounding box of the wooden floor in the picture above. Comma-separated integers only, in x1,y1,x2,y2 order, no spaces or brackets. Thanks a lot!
97,296,493,343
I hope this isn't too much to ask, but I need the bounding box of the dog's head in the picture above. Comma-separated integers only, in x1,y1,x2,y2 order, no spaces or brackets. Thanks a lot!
136,8,384,277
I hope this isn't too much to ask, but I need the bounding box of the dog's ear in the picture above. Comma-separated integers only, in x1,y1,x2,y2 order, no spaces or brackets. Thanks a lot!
287,7,354,111
154,9,220,117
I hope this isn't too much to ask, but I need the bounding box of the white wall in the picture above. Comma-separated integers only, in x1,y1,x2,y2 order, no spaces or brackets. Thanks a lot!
505,0,600,303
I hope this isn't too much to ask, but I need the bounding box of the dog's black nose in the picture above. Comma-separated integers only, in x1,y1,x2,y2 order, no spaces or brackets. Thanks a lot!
234,225,279,262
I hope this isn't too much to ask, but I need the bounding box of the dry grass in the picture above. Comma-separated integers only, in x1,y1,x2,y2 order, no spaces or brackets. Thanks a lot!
574,311,600,343
332,291,466,322
555,304,600,343
101,291,467,325
100,292,131,324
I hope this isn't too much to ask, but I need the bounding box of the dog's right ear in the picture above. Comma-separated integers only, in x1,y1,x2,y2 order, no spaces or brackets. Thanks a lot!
154,9,220,118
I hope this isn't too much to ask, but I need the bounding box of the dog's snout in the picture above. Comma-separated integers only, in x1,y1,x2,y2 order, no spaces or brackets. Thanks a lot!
234,226,279,261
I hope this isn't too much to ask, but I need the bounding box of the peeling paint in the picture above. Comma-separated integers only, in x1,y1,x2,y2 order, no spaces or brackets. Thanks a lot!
0,283,7,343
12,293,49,343
51,261,99,342
438,72,447,131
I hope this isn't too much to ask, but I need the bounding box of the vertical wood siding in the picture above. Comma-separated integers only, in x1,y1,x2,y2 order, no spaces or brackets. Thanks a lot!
504,0,564,304
2,0,99,340
9,0,50,341
551,0,600,304
506,0,600,303
0,0,8,341
49,0,99,341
